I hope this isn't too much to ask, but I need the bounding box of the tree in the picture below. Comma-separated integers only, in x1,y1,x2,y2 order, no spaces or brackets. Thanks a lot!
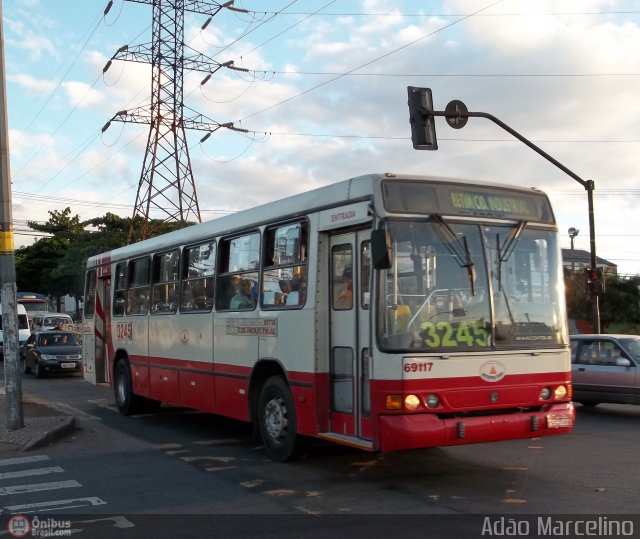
599,274,640,332
565,270,640,333
16,209,192,316
16,208,87,311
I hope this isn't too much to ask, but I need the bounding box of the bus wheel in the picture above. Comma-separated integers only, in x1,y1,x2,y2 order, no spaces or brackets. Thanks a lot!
114,360,143,415
258,376,303,462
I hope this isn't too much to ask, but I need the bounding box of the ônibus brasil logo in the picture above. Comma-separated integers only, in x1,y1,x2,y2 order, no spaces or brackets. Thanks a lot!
7,515,30,538
7,514,72,537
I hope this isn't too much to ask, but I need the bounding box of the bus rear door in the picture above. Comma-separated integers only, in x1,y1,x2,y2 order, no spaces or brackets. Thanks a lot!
84,271,110,385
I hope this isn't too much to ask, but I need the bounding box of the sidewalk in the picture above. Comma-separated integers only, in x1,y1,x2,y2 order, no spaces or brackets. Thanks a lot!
0,390,76,452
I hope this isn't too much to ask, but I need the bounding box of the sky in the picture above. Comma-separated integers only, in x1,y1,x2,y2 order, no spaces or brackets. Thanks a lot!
3,0,640,275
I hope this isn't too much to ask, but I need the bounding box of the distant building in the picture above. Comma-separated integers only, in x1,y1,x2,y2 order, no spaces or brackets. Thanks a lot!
561,248,617,274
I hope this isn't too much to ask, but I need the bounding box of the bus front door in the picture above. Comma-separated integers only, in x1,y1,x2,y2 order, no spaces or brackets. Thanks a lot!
329,231,372,443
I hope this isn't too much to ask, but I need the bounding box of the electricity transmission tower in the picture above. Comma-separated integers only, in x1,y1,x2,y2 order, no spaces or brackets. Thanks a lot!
102,0,244,242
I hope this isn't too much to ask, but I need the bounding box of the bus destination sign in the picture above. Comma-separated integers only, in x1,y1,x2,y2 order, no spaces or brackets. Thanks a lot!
449,190,535,218
382,180,554,223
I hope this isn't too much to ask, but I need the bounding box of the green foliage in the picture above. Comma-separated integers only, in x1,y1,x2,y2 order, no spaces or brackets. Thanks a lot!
564,268,591,320
565,270,640,332
16,209,192,305
599,274,640,326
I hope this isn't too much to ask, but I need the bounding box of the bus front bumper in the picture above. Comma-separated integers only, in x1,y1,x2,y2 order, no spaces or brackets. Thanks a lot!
378,402,575,452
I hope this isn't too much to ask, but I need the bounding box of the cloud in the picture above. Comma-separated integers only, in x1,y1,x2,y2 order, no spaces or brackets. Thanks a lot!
6,29,57,62
7,0,640,274
7,73,57,96
61,81,105,108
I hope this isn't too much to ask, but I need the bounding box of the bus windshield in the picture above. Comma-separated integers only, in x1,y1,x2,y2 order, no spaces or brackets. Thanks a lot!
378,219,567,351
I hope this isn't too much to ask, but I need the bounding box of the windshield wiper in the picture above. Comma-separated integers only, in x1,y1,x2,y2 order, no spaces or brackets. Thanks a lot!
494,222,527,329
430,215,475,294
496,220,527,292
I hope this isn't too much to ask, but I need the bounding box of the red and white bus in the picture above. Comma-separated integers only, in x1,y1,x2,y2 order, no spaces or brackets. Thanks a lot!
82,173,574,461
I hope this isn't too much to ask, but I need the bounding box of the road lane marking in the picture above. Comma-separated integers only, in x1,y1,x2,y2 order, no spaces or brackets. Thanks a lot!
0,466,64,480
192,439,241,446
0,480,81,496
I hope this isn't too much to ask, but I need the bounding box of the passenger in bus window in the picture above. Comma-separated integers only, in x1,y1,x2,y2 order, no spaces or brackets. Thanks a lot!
230,276,252,309
245,279,257,305
278,279,292,304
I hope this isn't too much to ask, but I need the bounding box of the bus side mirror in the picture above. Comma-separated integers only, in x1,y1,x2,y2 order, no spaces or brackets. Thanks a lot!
371,229,392,270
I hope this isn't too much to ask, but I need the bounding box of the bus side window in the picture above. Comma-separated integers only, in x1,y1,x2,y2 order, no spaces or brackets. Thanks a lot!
216,233,260,311
261,222,308,309
180,242,215,312
126,257,150,316
113,262,127,317
151,250,179,314
84,269,96,319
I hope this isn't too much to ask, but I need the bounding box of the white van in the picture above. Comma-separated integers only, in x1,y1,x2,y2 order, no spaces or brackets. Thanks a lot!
31,312,74,333
0,304,31,360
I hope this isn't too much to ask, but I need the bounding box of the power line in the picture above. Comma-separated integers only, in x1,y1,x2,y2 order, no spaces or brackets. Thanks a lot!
236,0,505,123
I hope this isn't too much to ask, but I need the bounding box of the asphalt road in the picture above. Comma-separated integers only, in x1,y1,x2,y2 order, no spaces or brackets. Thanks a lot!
1,372,639,538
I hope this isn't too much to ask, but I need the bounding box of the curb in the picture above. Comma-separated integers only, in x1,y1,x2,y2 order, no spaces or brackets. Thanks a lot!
22,416,76,451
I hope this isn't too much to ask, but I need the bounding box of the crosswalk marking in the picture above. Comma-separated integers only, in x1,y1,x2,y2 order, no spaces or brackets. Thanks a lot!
0,466,64,480
0,480,81,496
0,454,107,514
0,455,49,467
4,496,107,513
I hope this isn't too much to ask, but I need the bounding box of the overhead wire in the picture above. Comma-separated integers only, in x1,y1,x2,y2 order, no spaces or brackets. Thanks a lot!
236,0,506,123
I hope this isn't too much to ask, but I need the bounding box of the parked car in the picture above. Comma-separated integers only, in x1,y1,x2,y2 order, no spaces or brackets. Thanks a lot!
570,334,640,406
22,331,82,378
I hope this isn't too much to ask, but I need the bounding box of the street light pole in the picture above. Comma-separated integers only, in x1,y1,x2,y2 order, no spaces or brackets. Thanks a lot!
568,227,579,273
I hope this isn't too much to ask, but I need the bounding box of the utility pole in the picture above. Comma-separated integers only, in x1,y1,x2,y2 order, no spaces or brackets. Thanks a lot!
102,0,247,243
0,0,24,430
408,86,601,333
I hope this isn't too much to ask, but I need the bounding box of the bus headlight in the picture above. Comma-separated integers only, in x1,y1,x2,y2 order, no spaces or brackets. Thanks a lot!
539,387,551,400
554,385,568,400
404,394,420,411
425,394,439,408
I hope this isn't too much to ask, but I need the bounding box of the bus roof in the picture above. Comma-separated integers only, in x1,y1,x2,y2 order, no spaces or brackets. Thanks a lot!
86,173,551,267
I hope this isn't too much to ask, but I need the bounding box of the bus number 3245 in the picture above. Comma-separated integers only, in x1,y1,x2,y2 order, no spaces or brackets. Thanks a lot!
116,322,132,340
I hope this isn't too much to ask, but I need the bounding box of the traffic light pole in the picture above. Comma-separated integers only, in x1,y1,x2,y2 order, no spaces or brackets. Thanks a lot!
408,88,601,333
438,107,600,334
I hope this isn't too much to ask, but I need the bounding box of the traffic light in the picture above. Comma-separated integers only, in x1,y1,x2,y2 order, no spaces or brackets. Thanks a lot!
407,86,438,150
585,268,605,296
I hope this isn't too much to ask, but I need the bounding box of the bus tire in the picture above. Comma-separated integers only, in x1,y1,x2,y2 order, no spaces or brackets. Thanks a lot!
258,376,303,462
114,360,144,416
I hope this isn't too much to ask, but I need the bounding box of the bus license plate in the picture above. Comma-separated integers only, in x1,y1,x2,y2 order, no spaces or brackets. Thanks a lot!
61,362,76,369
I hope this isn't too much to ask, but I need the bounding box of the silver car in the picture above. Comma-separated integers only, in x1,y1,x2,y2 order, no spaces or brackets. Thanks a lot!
570,334,640,407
